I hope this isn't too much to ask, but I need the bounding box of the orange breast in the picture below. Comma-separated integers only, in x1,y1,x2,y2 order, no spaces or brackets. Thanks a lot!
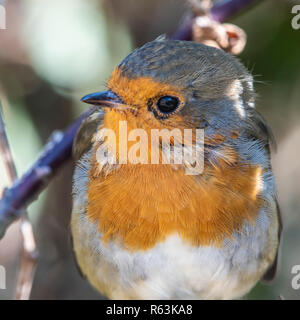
87,153,263,251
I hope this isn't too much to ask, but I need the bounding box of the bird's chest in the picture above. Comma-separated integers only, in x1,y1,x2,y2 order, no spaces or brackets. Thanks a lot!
71,211,271,300
71,151,276,299
87,157,261,250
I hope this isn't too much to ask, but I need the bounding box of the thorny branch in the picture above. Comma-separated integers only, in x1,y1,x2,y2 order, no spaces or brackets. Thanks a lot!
0,0,259,298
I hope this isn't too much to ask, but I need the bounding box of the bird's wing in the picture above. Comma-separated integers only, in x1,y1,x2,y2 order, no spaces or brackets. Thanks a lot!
72,110,104,161
245,108,276,152
261,200,283,282
246,109,282,282
71,109,104,279
69,230,86,279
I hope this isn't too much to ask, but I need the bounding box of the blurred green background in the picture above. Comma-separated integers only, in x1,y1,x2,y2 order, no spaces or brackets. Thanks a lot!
0,0,299,299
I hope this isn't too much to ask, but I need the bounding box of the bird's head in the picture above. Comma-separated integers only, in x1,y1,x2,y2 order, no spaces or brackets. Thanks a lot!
81,39,268,168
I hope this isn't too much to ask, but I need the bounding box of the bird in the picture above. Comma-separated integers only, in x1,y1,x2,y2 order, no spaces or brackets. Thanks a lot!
71,39,281,300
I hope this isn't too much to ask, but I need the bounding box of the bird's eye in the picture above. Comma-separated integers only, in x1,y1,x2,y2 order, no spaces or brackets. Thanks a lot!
156,96,180,114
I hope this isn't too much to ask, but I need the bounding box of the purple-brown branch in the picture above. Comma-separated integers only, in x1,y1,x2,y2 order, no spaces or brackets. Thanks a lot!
0,108,95,238
170,0,258,41
211,0,258,23
0,0,259,238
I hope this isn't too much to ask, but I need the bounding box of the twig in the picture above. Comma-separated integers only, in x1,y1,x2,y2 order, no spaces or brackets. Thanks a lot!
0,113,17,182
0,0,260,238
170,0,258,40
169,13,194,41
211,0,258,23
0,102,38,300
15,219,38,300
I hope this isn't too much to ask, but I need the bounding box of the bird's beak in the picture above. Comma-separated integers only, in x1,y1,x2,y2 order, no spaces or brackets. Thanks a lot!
81,90,123,108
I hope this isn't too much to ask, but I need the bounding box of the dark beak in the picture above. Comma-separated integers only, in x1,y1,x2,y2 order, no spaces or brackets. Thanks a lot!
81,90,123,108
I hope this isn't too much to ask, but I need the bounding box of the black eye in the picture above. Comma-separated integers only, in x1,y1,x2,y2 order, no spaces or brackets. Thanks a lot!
157,96,180,114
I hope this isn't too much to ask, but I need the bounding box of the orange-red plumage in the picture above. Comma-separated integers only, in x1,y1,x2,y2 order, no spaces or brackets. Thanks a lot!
85,69,263,251
87,155,262,251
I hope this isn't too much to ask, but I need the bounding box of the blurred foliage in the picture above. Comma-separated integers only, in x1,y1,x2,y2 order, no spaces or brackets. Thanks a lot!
0,0,299,299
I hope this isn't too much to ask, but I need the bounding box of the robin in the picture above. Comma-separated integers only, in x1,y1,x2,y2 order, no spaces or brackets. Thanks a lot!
71,39,281,300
